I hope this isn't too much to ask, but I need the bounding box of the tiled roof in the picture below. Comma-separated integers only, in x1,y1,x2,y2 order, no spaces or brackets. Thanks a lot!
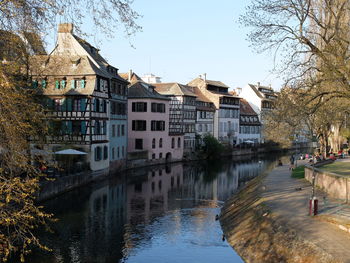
119,72,143,84
188,77,230,89
154,83,197,97
206,79,230,88
240,99,258,116
247,83,277,99
72,35,126,82
128,81,170,100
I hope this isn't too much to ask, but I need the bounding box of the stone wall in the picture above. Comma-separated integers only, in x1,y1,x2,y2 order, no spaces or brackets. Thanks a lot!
305,165,350,201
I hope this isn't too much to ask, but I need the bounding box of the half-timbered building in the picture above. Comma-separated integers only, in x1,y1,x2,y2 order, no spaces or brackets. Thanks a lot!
30,23,128,171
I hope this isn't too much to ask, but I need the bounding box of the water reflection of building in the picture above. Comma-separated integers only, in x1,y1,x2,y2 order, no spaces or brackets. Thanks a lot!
126,163,184,225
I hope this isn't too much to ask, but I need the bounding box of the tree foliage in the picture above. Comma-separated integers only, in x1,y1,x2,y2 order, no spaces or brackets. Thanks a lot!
241,0,350,105
0,0,140,261
201,134,224,159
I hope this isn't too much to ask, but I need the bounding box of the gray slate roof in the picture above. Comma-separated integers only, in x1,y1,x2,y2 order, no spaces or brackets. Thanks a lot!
128,82,170,100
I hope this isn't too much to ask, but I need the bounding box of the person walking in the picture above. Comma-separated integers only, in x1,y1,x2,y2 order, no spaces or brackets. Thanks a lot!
289,155,295,170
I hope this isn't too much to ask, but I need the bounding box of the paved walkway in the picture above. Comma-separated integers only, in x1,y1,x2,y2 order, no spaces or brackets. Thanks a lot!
262,159,350,262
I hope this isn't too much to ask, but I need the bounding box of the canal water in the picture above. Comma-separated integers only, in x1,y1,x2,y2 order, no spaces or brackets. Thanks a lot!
28,155,282,263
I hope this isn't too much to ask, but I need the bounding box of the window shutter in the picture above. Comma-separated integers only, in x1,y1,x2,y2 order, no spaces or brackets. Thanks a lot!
93,98,97,112
67,98,72,111
60,80,66,89
62,99,67,111
71,80,75,89
55,80,59,89
42,80,47,89
103,100,107,113
81,79,86,88
80,98,86,111
61,121,67,134
32,80,38,89
67,121,73,134
81,121,86,135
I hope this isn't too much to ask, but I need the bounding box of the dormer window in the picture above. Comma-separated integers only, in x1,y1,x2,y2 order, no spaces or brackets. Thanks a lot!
71,57,81,67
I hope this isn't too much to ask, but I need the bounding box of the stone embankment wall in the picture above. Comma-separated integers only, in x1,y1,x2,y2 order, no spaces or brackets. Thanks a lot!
305,166,350,201
38,169,109,201
220,175,339,263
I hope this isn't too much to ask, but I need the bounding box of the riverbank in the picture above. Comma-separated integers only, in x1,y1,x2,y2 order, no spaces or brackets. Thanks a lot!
38,147,288,201
220,161,350,263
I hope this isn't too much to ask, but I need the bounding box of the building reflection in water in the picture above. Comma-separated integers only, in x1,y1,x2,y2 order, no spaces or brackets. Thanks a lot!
28,157,279,263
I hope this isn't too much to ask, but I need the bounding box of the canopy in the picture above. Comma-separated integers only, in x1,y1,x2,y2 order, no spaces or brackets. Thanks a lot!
54,149,87,155
244,140,255,144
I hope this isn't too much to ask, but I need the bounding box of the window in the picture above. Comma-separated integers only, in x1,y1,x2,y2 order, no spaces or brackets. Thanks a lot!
132,120,147,131
172,138,175,148
151,121,165,131
117,147,120,158
112,125,116,137
159,138,163,148
112,147,115,159
122,146,125,157
178,138,181,148
159,152,163,159
117,125,120,137
121,125,125,136
103,146,108,160
94,146,102,161
152,153,156,159
152,138,156,149
132,102,147,112
151,103,165,113
135,139,143,150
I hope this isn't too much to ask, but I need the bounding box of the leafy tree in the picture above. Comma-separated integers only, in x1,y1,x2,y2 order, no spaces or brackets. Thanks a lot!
0,0,140,261
241,0,350,106
201,134,224,159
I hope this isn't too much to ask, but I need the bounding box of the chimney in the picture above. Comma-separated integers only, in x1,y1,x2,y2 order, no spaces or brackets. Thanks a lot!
203,73,207,81
58,23,74,33
236,87,242,95
257,82,260,88
128,69,133,82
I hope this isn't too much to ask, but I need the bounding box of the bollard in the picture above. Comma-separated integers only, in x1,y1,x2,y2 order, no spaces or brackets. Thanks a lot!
309,197,318,216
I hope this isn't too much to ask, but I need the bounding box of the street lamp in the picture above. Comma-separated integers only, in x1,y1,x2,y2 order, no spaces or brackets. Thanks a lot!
295,138,298,168
309,156,318,216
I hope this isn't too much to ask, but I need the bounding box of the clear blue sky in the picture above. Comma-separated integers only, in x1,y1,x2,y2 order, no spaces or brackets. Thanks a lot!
49,0,283,90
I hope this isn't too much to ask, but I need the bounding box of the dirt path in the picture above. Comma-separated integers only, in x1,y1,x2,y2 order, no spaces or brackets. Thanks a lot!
220,161,350,263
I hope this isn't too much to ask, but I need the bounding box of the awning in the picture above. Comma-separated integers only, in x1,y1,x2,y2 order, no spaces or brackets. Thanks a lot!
54,149,87,155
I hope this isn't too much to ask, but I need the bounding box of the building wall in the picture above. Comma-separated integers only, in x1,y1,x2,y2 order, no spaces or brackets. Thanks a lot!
127,98,174,162
109,87,127,170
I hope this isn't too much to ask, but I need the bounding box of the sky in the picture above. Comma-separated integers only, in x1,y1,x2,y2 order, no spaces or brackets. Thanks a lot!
47,0,283,90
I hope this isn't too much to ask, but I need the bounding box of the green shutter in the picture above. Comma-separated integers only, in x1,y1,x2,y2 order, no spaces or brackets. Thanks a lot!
80,98,86,111
55,80,59,89
67,98,72,111
67,121,73,134
81,79,85,89
60,80,66,89
61,121,67,134
71,80,75,89
62,99,67,111
93,98,97,112
32,80,38,89
42,80,47,89
81,121,86,135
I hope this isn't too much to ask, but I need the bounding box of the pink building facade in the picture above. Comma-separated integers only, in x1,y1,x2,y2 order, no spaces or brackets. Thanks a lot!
127,82,183,164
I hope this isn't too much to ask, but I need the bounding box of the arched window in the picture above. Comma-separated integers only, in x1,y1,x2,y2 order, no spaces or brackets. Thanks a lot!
171,138,175,148
178,137,181,148
159,138,163,148
152,138,156,149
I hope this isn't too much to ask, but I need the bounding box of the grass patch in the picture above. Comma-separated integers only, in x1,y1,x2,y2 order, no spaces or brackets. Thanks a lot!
291,165,305,179
319,162,350,176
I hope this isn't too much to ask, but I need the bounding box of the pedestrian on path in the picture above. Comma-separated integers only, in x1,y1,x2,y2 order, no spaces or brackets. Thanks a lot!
289,155,295,170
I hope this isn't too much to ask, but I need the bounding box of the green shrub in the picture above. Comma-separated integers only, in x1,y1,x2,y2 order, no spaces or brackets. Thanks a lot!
291,165,305,179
